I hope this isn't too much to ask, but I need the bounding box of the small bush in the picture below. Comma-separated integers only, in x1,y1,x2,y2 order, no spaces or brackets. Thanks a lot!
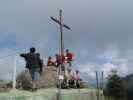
16,70,33,90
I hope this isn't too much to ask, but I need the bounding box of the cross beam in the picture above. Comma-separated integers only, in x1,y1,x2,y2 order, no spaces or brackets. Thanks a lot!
51,17,71,30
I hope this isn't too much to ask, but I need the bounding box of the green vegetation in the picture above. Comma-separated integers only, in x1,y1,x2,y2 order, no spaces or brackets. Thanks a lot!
123,74,133,100
16,70,32,90
105,70,127,100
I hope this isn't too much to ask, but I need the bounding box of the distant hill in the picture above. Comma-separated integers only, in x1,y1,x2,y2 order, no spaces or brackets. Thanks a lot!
123,73,133,100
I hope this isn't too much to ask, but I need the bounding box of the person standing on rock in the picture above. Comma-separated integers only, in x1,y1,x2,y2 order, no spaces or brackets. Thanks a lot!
65,49,74,67
20,47,43,90
55,54,62,68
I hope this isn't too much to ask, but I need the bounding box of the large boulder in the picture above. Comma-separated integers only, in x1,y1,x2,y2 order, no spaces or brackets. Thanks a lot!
39,66,58,88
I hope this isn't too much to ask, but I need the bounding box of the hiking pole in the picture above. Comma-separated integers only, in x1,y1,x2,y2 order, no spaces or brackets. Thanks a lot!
101,71,104,90
96,71,100,100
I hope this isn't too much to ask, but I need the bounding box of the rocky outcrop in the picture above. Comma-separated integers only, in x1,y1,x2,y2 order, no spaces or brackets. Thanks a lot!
39,66,58,88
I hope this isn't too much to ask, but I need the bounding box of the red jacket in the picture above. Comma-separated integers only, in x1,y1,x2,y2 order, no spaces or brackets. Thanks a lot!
56,55,62,64
66,52,73,61
47,59,55,66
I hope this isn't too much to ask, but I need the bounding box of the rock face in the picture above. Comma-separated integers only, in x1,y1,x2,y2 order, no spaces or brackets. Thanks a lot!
39,66,58,88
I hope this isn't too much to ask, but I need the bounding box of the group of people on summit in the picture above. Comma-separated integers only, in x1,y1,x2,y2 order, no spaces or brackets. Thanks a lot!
47,49,73,67
20,47,81,90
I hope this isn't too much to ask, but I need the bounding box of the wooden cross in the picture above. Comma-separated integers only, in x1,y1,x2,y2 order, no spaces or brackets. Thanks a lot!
51,10,71,90
51,10,71,58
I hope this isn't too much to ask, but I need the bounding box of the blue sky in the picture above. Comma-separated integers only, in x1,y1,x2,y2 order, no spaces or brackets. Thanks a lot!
0,34,18,48
0,0,133,81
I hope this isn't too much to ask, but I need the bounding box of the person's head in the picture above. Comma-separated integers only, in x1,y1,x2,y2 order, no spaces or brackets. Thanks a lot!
76,70,79,74
66,49,69,53
48,56,52,60
30,47,36,53
55,54,59,57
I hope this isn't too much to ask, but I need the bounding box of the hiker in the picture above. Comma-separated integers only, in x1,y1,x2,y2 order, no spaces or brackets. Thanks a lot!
55,54,62,67
74,70,81,88
65,49,74,67
47,56,55,66
64,69,71,88
68,69,75,88
20,47,43,90
55,53,66,72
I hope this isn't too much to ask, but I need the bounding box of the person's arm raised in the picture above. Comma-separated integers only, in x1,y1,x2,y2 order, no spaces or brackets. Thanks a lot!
20,53,27,57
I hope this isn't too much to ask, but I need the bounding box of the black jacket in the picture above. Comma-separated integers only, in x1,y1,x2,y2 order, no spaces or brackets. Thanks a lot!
20,52,43,69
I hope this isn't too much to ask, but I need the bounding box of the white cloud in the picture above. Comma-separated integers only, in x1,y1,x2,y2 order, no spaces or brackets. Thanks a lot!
97,44,119,61
76,44,131,82
97,44,130,76
118,63,129,76
76,63,100,81
76,61,130,83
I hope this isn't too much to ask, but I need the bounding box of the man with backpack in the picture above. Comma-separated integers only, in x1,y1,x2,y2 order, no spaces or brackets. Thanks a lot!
20,47,43,90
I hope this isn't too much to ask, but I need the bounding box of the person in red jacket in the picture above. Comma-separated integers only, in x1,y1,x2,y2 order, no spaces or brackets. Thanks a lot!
47,56,55,66
55,54,62,67
65,49,74,66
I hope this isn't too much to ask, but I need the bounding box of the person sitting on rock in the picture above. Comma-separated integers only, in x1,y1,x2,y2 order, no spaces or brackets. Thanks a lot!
74,70,81,88
47,56,55,66
67,69,75,88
